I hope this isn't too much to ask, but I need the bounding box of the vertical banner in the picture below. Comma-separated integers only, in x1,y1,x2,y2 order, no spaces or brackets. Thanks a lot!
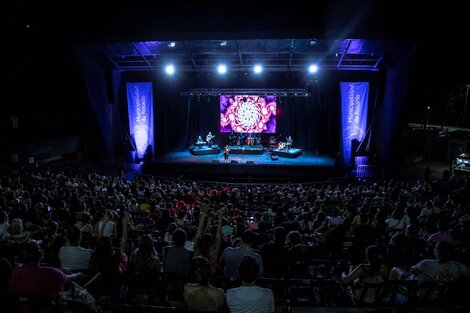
127,82,154,160
341,82,369,166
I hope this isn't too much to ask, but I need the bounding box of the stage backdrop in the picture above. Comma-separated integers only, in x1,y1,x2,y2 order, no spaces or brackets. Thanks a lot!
341,82,369,166
127,82,154,160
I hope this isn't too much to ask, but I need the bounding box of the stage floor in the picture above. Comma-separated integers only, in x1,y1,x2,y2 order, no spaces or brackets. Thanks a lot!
142,150,338,182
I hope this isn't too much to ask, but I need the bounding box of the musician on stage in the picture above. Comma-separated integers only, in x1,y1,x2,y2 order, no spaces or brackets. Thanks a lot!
254,133,261,146
224,145,230,162
247,132,255,146
286,136,293,149
206,132,215,146
197,135,203,143
229,130,237,145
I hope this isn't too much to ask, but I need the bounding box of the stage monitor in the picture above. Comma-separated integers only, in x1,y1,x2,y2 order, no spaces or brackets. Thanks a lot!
220,95,276,133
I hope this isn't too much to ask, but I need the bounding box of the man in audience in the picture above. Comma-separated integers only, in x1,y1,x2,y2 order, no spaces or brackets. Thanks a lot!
226,256,274,313
260,226,287,278
220,230,263,278
390,241,470,300
59,226,92,271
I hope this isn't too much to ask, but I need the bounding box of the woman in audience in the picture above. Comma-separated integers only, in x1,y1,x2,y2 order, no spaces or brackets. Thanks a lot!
89,214,129,296
343,245,389,304
184,257,225,312
127,234,160,292
74,212,94,239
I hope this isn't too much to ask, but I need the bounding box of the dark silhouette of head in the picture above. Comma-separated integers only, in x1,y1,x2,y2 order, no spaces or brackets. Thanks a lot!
238,256,259,284
172,228,187,247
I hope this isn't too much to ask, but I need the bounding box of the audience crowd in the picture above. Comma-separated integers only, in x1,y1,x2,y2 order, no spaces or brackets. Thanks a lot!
1,165,470,312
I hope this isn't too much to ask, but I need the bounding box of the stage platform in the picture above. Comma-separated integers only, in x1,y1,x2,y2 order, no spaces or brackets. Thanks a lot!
228,145,264,155
189,146,220,156
142,150,339,182
272,148,303,158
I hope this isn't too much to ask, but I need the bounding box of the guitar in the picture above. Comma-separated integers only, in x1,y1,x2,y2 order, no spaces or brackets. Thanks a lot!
206,134,215,142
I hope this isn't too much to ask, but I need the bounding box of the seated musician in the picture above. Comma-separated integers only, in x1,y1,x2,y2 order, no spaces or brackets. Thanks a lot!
229,130,237,145
197,136,203,143
237,133,246,146
286,136,293,148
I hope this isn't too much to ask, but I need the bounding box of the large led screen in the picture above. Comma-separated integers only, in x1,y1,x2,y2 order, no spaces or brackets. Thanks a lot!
220,95,276,133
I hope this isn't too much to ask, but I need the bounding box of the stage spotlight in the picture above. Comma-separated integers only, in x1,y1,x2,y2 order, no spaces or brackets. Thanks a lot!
220,41,227,46
253,64,263,74
217,64,227,74
168,42,176,48
309,64,318,73
165,64,175,75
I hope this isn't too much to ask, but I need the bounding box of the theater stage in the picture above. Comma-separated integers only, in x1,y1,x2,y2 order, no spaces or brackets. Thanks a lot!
141,150,339,182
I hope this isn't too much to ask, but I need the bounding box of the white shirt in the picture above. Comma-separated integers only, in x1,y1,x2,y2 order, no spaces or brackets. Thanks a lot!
97,221,115,238
227,285,275,313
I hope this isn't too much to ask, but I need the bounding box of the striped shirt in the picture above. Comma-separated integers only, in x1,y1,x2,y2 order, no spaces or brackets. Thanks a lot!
59,245,92,271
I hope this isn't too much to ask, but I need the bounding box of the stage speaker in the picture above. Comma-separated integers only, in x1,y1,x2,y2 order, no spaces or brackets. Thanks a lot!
212,160,220,163
246,161,255,165
230,160,238,164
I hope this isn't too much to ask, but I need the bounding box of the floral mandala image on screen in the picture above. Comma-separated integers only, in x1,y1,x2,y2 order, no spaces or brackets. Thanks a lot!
220,95,276,133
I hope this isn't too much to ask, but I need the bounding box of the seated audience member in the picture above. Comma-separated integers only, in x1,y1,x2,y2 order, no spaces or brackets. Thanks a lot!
163,228,193,277
327,208,343,229
3,218,32,243
59,226,92,271
9,241,82,300
163,228,193,298
226,256,274,313
388,224,429,267
164,222,178,245
385,210,406,235
427,220,455,246
220,230,263,279
343,245,389,304
74,212,94,239
127,234,160,291
260,226,287,278
89,214,129,295
184,257,225,312
95,210,117,239
390,241,470,301
286,231,309,278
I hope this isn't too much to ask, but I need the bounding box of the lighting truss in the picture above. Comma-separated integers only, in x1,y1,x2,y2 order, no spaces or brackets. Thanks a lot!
180,88,311,97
